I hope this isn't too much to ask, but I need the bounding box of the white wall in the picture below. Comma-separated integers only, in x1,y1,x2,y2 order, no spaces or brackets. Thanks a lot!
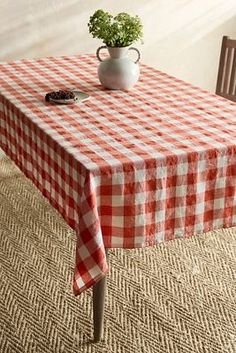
0,0,236,91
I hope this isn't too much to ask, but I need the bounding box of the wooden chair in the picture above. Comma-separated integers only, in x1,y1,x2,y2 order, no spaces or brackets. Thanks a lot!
216,36,236,102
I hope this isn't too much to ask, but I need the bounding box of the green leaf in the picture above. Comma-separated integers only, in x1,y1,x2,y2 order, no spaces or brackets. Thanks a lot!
88,10,143,47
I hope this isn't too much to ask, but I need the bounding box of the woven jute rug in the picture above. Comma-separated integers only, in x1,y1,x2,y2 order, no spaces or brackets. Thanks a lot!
0,157,235,353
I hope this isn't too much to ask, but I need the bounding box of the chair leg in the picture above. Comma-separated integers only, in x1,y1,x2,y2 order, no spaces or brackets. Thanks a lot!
92,250,108,342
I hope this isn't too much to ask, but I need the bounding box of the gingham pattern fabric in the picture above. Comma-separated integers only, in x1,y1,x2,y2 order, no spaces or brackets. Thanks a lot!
0,54,236,295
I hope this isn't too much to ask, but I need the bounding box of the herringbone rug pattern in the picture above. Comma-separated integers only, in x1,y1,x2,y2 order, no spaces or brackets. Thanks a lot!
0,157,235,353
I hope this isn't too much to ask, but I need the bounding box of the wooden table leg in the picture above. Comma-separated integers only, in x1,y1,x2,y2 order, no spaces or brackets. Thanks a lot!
92,250,108,342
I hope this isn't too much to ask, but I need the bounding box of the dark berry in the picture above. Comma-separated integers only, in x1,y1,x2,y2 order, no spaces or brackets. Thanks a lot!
45,90,75,102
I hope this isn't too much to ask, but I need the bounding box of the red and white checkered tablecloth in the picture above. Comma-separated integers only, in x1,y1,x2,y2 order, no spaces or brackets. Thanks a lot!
0,54,236,294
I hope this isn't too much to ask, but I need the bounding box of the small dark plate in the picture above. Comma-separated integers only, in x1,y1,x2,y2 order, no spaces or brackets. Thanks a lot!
49,91,90,105
49,97,78,104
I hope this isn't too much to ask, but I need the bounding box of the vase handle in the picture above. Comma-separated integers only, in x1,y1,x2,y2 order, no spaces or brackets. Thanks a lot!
128,47,141,64
96,46,107,62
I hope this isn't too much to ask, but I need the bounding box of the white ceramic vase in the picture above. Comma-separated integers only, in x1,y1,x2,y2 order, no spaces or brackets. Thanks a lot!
96,46,141,90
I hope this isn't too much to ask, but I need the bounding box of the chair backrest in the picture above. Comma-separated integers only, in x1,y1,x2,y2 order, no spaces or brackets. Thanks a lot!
216,36,236,102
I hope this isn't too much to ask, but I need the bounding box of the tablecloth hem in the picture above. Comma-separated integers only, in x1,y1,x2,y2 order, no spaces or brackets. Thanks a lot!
73,266,109,296
103,223,236,249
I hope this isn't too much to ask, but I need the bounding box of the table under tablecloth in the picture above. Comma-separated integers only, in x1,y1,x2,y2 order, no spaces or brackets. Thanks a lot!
0,54,236,294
